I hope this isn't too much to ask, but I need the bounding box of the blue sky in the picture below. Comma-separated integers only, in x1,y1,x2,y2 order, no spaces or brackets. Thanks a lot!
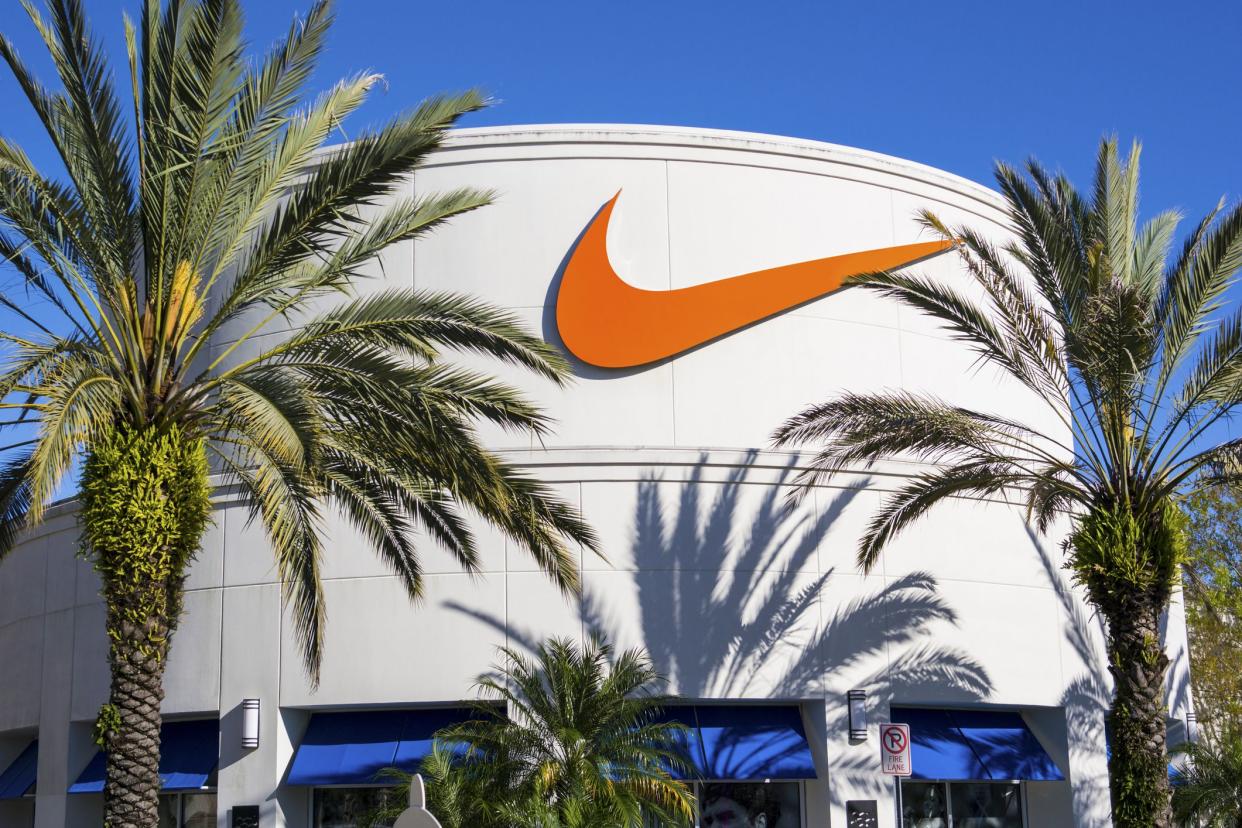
2,0,1241,214
2,0,1242,462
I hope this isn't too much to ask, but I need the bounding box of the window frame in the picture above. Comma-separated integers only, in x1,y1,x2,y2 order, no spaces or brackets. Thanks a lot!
897,778,1028,828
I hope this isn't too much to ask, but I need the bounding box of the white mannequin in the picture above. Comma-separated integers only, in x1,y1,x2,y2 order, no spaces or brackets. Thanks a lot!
392,774,443,828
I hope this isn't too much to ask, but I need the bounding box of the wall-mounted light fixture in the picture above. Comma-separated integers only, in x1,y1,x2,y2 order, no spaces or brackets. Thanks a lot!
847,689,868,741
1186,711,1199,744
242,699,261,749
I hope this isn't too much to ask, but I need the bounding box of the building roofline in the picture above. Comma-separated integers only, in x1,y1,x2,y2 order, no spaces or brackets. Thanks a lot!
432,123,1005,211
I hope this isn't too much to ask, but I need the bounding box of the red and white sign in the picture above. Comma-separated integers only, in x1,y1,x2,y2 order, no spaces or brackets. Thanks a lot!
880,723,912,776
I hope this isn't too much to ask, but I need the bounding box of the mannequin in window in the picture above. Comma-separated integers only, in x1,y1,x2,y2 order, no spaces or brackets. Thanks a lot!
902,783,947,828
700,784,779,828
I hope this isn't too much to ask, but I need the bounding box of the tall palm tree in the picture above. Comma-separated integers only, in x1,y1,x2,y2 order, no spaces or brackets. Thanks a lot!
773,138,1242,828
0,1,595,824
1172,733,1242,827
439,637,696,827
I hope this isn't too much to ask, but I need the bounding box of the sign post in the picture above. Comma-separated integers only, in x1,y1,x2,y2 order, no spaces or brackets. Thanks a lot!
880,723,912,777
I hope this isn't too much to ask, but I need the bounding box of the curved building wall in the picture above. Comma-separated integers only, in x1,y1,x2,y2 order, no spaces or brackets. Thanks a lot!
0,126,1193,828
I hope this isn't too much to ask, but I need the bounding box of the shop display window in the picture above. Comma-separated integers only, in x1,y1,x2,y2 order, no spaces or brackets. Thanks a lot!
313,786,400,828
157,792,217,828
901,780,1023,828
698,781,802,828
312,781,804,828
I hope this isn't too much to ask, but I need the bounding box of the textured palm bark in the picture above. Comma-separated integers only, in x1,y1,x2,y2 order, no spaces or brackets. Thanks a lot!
1105,597,1172,828
103,597,173,827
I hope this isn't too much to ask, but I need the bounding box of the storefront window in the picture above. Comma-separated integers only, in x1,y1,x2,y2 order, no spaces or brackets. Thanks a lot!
158,795,178,828
949,782,1021,827
0,800,36,828
314,786,399,828
698,782,802,828
901,781,948,827
314,782,805,828
181,793,217,827
157,793,217,828
900,781,1023,828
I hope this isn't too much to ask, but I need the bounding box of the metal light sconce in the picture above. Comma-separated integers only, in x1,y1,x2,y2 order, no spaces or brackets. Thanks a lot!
242,699,260,749
847,689,868,741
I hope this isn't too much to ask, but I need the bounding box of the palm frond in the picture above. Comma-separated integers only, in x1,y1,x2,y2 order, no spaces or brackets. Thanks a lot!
774,391,1074,493
217,90,484,313
19,0,135,287
0,453,34,556
1132,209,1180,299
199,69,382,299
437,637,694,827
182,0,333,272
1171,734,1242,826
26,355,120,522
1153,199,1242,400
209,436,326,677
1089,138,1141,290
857,462,1025,569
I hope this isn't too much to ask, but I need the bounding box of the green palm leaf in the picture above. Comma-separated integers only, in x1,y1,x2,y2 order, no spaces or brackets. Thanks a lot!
432,637,696,828
1171,734,1242,827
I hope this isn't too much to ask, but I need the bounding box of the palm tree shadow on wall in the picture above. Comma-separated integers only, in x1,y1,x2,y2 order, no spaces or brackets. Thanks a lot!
448,453,991,794
577,457,989,704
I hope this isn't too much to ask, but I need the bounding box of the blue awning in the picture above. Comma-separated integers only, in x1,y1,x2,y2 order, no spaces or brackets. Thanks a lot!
658,705,817,781
287,708,475,786
894,707,1064,782
69,720,219,793
0,741,37,799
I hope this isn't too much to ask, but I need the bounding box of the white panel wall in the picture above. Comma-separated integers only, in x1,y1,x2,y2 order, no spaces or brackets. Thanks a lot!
0,126,1154,828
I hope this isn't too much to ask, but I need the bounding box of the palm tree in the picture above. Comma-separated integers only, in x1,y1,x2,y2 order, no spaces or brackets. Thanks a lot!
414,744,499,828
438,637,696,827
0,1,595,824
358,744,496,828
1172,733,1242,827
773,138,1242,828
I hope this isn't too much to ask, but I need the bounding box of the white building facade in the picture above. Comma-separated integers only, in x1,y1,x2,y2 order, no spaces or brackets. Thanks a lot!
0,126,1195,828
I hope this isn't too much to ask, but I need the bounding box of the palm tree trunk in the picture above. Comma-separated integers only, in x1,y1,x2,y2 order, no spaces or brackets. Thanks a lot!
1105,595,1172,828
81,426,212,828
102,587,173,827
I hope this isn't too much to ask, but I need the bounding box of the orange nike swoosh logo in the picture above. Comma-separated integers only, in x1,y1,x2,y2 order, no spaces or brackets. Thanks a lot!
556,192,955,368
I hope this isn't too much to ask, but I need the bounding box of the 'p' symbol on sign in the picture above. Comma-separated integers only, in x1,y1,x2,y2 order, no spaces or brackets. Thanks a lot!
880,723,912,776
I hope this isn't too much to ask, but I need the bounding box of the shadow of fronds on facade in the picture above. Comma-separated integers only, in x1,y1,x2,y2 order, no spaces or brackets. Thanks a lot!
580,455,835,699
813,569,993,805
447,454,992,795
583,457,990,703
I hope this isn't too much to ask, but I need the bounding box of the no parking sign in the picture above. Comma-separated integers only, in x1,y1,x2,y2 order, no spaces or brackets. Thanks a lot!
880,723,912,776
